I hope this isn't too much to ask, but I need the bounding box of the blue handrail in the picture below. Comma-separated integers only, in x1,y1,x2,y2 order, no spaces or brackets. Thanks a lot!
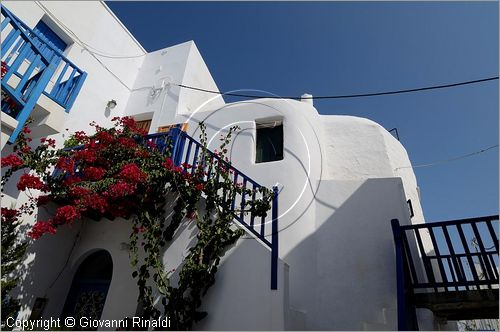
1,6,87,143
147,128,280,289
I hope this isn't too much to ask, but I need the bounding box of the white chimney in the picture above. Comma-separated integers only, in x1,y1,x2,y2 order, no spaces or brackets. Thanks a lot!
300,93,313,106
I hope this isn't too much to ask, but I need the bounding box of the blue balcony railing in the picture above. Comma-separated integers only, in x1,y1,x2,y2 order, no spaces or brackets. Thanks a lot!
1,6,87,144
392,215,499,329
147,128,280,289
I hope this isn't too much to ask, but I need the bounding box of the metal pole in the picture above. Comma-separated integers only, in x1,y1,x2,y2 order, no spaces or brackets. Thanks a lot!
271,186,279,290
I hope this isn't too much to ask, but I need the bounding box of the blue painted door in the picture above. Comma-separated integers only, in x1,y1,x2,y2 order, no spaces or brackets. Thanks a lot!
33,21,67,53
12,20,67,68
28,20,67,63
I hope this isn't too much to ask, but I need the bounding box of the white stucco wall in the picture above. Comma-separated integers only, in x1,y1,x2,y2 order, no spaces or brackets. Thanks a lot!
123,40,225,133
15,198,289,331
14,204,139,323
4,3,442,330
299,177,412,330
320,115,425,224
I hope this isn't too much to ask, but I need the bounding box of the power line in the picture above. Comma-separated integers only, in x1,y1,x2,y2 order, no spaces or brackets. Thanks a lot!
174,76,499,100
34,2,139,91
35,2,146,59
395,144,499,170
31,3,500,100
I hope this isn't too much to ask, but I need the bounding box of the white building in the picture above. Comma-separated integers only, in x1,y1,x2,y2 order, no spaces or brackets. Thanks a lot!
3,2,492,331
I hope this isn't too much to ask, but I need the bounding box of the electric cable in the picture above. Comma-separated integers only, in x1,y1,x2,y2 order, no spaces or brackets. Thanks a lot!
35,2,146,59
395,144,499,170
174,76,499,100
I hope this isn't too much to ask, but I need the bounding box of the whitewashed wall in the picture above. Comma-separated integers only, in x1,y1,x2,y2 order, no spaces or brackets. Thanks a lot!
4,2,443,330
15,200,289,331
164,98,437,329
123,40,225,133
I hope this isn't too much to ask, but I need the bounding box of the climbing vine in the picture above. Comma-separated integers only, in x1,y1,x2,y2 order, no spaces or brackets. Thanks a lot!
1,117,273,330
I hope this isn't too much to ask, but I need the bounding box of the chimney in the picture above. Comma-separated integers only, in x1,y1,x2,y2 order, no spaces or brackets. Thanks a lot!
300,93,313,106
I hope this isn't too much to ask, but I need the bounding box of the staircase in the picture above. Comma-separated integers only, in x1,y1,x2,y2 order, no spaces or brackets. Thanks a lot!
146,127,280,289
391,215,499,330
1,6,86,144
60,126,280,290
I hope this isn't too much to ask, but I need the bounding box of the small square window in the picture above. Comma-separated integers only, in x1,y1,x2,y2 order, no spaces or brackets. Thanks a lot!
255,120,283,163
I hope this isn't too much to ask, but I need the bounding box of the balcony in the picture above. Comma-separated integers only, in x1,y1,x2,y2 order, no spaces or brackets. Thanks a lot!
1,6,87,146
392,215,499,330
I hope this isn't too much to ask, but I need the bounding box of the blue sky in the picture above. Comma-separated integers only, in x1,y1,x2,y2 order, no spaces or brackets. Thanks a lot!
107,1,499,222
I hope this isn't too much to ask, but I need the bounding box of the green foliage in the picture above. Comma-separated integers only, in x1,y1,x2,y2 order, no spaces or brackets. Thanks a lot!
1,208,28,326
129,124,274,330
1,119,273,330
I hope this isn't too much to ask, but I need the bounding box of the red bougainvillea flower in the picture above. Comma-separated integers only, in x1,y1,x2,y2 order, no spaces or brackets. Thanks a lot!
0,62,7,78
109,202,132,218
84,166,106,181
117,137,138,149
74,131,89,143
145,140,157,149
195,183,204,191
135,149,150,158
22,127,31,134
1,154,23,168
133,225,147,233
85,139,99,150
118,163,146,183
17,174,46,191
181,172,192,181
76,193,108,213
1,208,18,223
163,158,174,170
74,149,96,163
62,176,82,186
105,181,136,199
37,195,52,206
18,145,31,154
28,220,57,239
69,186,91,197
40,137,56,148
54,205,80,225
116,116,148,136
182,162,192,169
56,157,75,175
95,131,114,145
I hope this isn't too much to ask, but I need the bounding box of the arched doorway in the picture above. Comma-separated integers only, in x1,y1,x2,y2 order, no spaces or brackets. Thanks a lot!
61,250,113,328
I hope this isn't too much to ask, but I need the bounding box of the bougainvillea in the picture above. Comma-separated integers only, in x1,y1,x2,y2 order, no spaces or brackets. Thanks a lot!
1,154,23,169
1,61,19,117
1,117,274,330
16,174,46,191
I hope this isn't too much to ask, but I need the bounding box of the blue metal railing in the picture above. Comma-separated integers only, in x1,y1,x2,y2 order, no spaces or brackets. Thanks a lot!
1,6,87,143
146,128,280,289
391,215,499,330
